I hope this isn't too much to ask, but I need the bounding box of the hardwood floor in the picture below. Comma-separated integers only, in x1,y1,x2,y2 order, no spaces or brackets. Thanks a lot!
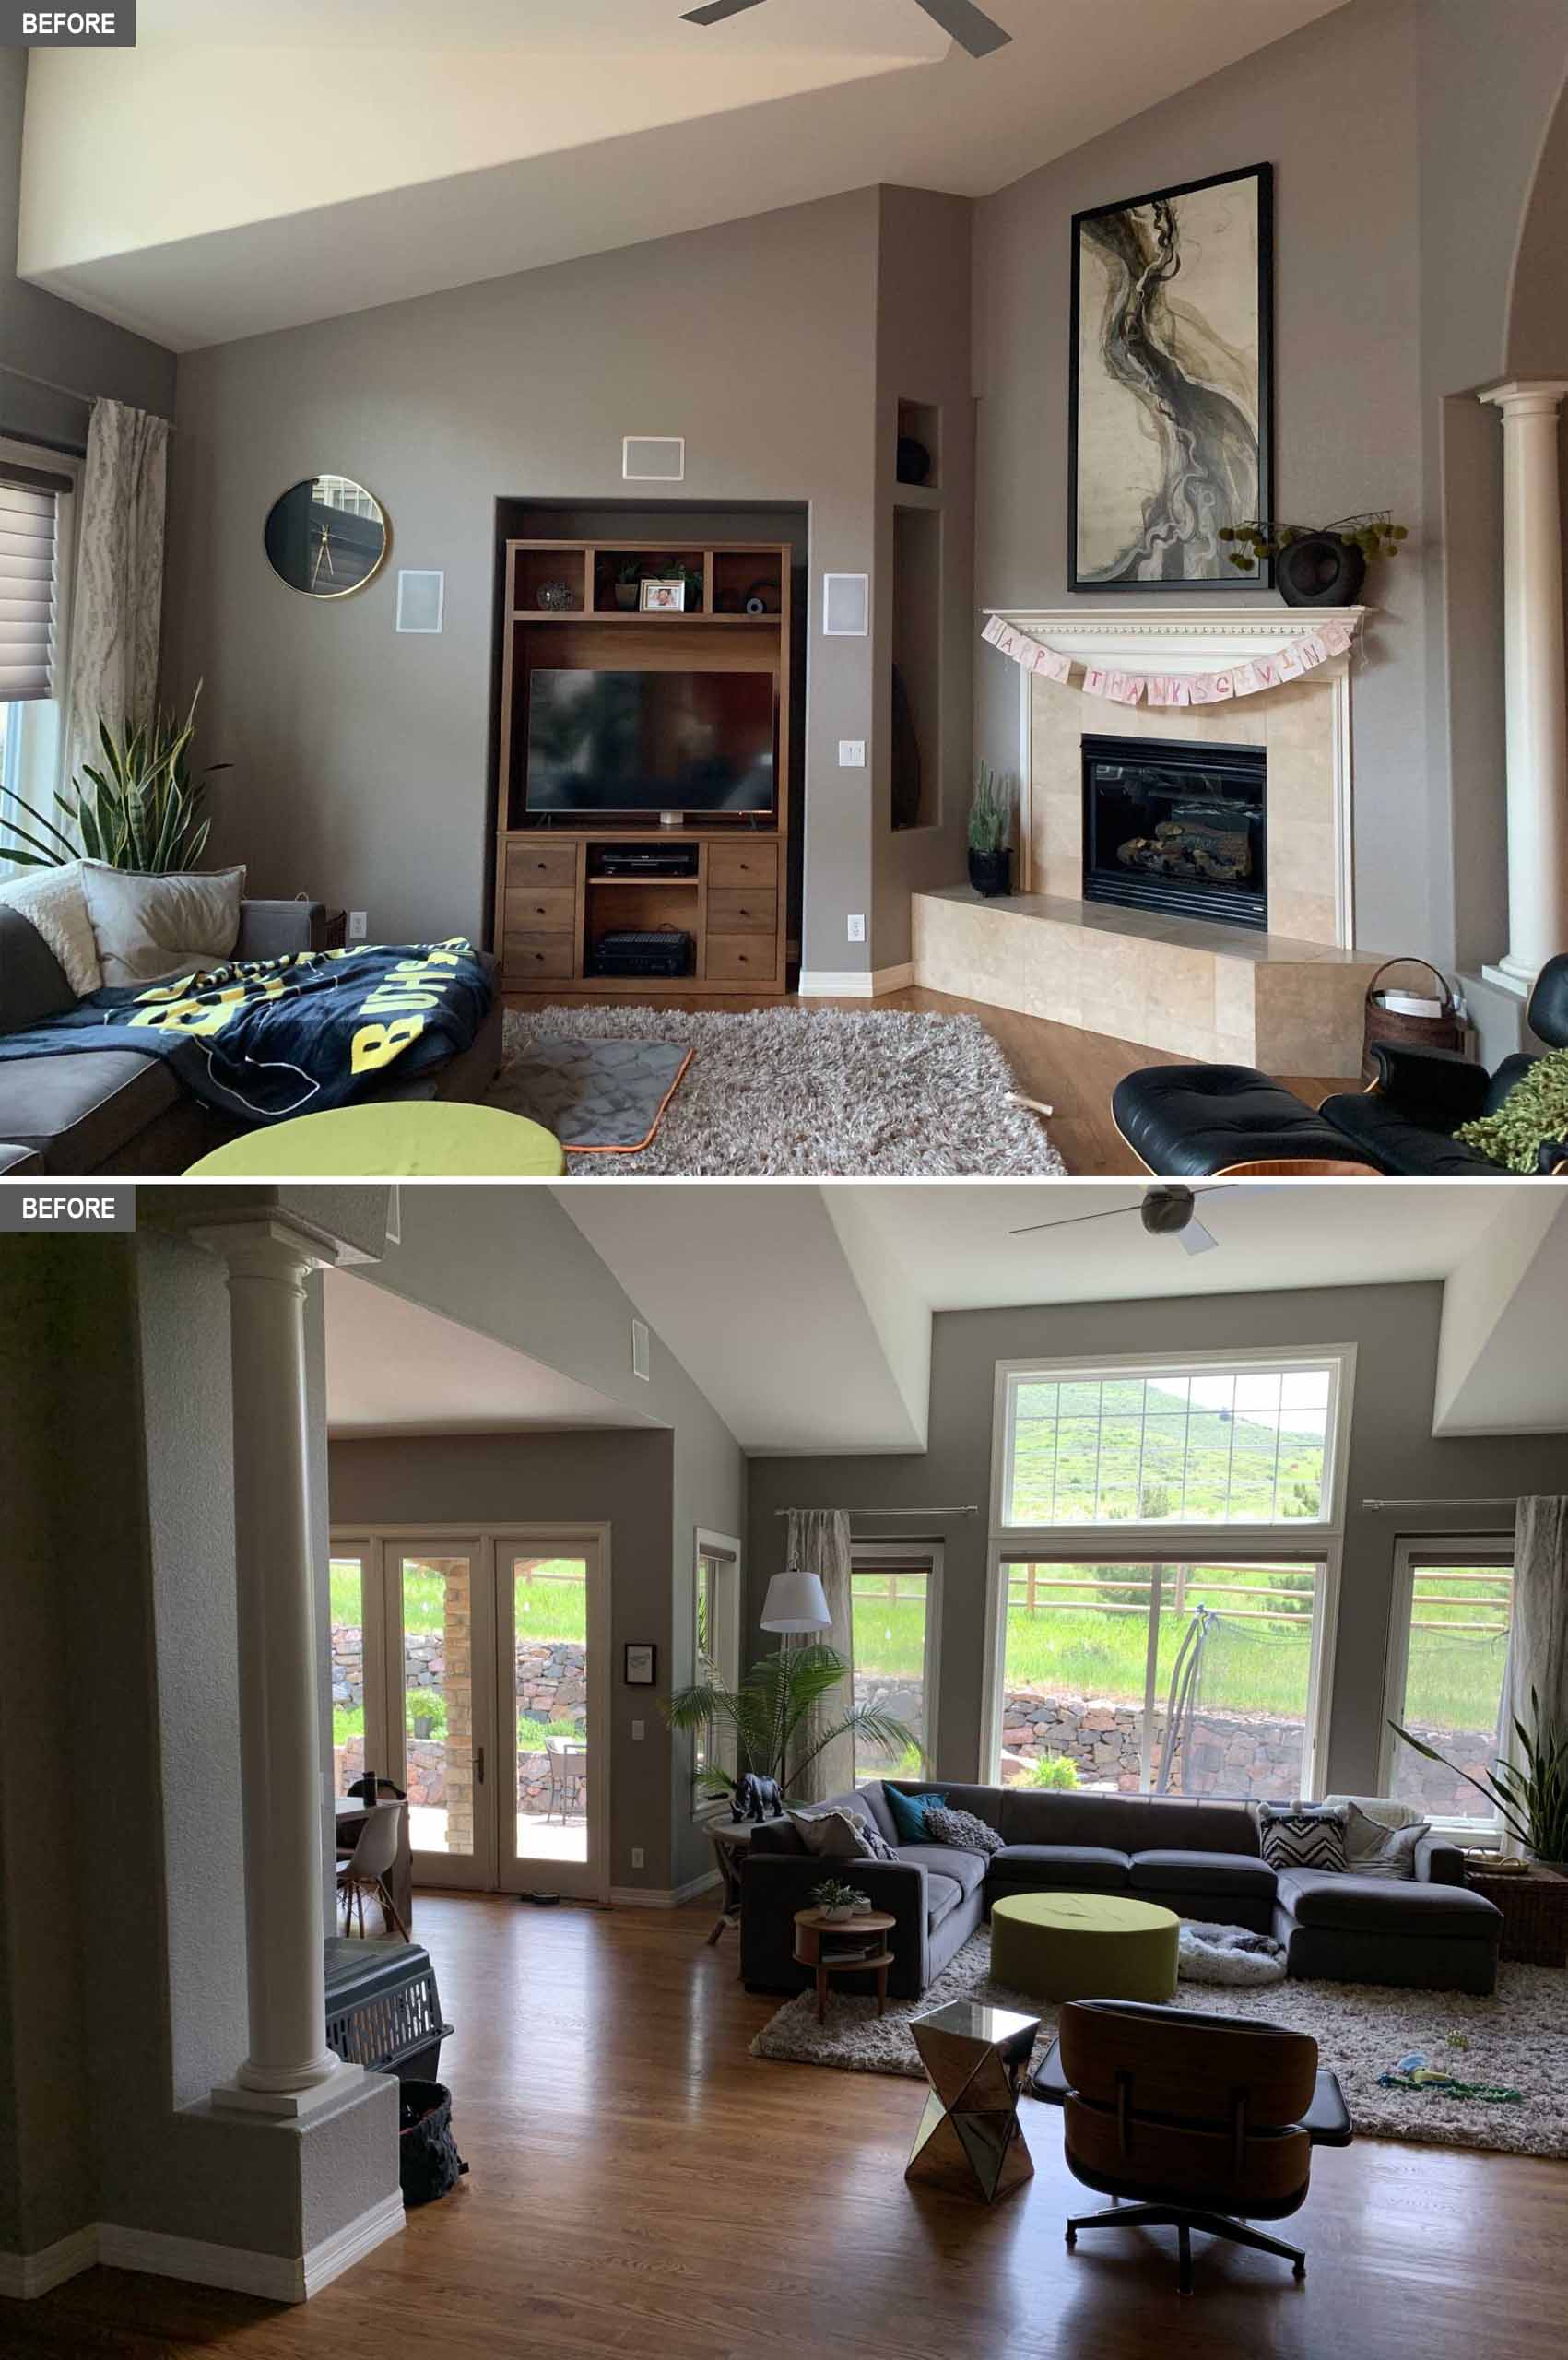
16,1895,1566,2359
506,986,1344,1177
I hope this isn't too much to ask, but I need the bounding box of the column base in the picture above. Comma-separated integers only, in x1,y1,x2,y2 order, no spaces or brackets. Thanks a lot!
210,2059,364,2120
1480,961,1533,998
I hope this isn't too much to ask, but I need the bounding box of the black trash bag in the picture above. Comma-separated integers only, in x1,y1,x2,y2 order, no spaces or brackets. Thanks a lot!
397,2080,468,2207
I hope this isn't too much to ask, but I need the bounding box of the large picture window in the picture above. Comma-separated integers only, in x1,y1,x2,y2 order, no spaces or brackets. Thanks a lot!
997,1351,1350,1531
1383,1542,1514,1831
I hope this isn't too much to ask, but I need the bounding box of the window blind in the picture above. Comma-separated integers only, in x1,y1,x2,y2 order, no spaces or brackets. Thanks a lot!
0,463,69,703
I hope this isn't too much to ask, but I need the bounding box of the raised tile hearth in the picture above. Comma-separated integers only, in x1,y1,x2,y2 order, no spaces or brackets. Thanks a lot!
912,887,1385,1076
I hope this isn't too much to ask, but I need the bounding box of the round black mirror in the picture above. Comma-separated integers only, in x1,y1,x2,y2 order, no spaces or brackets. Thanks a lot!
264,475,387,598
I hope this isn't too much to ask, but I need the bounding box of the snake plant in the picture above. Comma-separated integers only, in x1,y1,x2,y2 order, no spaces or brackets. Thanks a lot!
1,685,229,874
1391,1687,1568,1864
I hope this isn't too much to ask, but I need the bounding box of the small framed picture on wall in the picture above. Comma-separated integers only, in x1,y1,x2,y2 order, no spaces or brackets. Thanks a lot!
624,1643,657,1686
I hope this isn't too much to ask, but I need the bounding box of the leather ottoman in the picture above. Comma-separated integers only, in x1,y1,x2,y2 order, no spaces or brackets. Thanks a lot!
1113,1065,1382,1178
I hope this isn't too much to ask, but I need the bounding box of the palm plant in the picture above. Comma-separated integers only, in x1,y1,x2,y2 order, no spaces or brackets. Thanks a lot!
664,1643,921,1801
1390,1687,1568,1864
1,685,229,874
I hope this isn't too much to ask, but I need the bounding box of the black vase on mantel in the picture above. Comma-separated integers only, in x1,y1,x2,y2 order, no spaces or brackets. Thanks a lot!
1277,532,1368,608
968,847,1013,899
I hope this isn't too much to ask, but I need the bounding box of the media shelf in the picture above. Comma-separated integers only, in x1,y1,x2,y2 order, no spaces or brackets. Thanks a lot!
493,538,791,997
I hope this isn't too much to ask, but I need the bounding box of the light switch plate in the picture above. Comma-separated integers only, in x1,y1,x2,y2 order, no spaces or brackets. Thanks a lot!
839,739,867,767
847,914,866,943
348,911,368,941
631,1847,645,1870
631,1719,644,1741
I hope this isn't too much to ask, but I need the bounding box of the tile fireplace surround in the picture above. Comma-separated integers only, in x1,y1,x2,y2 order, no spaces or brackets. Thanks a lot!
913,607,1385,1075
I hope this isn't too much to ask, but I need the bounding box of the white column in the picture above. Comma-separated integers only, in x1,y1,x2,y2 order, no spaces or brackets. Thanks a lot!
195,1218,360,2120
1480,379,1568,994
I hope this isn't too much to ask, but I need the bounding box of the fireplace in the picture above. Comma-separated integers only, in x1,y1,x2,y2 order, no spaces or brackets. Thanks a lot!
1082,734,1267,932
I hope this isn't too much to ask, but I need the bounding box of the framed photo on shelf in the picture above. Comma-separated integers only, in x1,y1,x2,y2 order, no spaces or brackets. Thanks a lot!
640,578,686,613
1069,161,1273,593
624,1643,657,1686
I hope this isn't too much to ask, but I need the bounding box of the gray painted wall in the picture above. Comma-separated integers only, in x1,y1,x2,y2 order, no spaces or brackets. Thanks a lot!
161,192,883,974
745,1281,1566,1801
0,52,174,447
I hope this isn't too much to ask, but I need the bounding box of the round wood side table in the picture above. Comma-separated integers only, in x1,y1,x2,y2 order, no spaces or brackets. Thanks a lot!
792,1907,897,2025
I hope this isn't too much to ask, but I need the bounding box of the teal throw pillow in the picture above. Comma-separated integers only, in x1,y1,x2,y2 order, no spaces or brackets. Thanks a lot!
884,1785,949,1844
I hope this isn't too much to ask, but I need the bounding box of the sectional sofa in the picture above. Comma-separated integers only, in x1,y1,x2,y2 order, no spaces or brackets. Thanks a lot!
741,1780,1503,1999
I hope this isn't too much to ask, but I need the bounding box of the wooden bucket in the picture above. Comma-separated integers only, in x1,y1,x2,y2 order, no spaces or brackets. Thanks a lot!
1361,959,1464,1085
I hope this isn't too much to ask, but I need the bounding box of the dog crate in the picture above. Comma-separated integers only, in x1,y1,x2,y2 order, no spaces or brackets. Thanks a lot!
324,1937,453,2081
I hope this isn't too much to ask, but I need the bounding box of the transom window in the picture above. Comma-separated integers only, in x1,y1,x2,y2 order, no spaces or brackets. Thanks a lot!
998,1351,1349,1531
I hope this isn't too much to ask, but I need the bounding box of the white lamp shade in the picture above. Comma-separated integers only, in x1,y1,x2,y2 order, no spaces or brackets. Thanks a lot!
760,1568,831,1633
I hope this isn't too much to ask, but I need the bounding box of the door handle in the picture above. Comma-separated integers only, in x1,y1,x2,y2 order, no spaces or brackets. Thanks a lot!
476,1745,486,1786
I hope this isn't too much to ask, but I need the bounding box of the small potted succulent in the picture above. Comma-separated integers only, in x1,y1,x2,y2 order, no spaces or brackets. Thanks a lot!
811,1877,874,1925
1220,511,1409,608
614,560,642,611
967,761,1015,898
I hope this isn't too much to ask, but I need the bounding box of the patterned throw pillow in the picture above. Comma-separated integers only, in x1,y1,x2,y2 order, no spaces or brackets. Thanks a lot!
785,1807,894,1862
923,1804,1004,1858
1259,1805,1348,1872
1343,1804,1429,1879
884,1786,949,1844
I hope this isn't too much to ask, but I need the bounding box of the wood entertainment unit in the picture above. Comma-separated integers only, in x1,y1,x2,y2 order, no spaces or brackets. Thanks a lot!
494,537,792,996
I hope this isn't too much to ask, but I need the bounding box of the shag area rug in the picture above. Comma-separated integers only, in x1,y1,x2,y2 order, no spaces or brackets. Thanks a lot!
494,1005,1065,1175
750,1929,1568,2160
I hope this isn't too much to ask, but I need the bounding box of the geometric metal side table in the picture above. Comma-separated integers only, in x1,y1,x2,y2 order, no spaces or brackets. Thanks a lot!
905,1999,1041,2204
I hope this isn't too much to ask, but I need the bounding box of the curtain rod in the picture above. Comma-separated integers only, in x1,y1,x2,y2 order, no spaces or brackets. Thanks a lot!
0,359,94,409
773,1504,979,1518
1362,1495,1518,1512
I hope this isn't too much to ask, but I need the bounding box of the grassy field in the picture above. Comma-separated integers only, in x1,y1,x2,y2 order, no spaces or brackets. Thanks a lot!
330,1559,587,1639
1009,1378,1327,1526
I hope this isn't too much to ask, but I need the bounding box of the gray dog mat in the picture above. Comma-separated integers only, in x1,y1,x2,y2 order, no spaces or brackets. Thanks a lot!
488,1033,691,1152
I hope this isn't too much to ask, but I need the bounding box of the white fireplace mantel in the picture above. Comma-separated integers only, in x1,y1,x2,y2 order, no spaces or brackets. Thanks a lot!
985,605,1365,950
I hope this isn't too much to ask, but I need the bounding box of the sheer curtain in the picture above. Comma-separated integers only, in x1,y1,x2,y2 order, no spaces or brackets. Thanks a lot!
1501,1497,1568,1855
784,1508,855,1804
64,398,170,793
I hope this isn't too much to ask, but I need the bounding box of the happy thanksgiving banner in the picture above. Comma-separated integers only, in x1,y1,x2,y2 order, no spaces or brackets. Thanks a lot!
981,612,1358,707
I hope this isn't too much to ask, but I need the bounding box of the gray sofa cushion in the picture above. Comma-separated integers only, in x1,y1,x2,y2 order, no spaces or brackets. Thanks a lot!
896,1842,988,1899
988,1844,1131,1891
996,1788,1260,1857
925,1872,965,1929
0,1049,180,1168
1129,1847,1278,1901
0,903,77,1033
1275,1867,1501,1938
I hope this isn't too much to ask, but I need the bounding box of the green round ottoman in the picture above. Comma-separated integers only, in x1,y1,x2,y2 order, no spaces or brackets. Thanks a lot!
991,1892,1180,2004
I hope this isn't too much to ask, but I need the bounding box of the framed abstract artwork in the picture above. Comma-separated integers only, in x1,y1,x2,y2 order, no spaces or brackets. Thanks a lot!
1069,162,1274,593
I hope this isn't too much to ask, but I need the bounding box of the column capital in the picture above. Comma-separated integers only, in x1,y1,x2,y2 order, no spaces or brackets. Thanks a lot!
1480,378,1568,419
186,1212,335,1289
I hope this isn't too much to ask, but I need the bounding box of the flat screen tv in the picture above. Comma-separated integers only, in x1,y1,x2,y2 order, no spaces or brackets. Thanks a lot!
525,668,775,818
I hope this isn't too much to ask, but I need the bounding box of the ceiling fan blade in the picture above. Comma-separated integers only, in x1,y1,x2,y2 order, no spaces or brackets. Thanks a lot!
1008,1202,1142,1240
682,0,771,24
1177,1218,1220,1257
914,0,1012,57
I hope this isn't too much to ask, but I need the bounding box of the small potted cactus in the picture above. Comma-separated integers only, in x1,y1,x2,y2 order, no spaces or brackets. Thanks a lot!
613,560,642,611
967,762,1015,898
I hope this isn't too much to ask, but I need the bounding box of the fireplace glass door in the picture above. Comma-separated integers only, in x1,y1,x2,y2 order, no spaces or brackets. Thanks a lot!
1082,735,1267,930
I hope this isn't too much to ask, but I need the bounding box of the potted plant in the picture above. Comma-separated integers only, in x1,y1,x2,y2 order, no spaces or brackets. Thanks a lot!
663,1642,919,1805
614,560,642,611
1390,1687,1568,1870
967,761,1014,898
1,684,229,873
811,1877,874,1925
1220,512,1409,608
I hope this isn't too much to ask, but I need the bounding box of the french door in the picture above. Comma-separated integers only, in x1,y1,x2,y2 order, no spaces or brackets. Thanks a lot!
328,1528,610,1903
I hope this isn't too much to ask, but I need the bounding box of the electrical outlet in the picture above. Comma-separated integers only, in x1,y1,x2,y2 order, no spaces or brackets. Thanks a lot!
348,910,368,941
847,914,866,944
838,739,867,768
631,1719,644,1741
631,1847,645,1870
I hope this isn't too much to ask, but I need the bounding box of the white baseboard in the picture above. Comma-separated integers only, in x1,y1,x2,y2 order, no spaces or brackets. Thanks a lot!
0,2225,98,2300
797,964,912,999
3,2196,404,2307
608,1869,720,1908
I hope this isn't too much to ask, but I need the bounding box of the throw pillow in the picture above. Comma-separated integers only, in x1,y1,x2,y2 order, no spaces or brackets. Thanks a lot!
785,1807,883,1862
1342,1803,1429,1880
883,1785,949,1845
1456,1044,1568,1174
1258,1804,1348,1873
0,863,102,997
78,861,245,987
923,1803,1003,1858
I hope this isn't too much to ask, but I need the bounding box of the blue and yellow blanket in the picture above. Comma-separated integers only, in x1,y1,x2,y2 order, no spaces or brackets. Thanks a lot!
0,938,492,1126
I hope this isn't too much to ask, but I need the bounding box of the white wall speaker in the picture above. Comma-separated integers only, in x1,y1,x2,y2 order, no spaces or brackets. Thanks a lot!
822,572,870,636
395,571,444,633
622,436,686,483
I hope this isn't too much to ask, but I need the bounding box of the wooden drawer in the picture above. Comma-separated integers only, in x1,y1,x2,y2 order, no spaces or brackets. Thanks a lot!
504,885,576,932
708,887,775,935
506,841,578,890
706,933,775,983
708,842,778,891
504,932,578,981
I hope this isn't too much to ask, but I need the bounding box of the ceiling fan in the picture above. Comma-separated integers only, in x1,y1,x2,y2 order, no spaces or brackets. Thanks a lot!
682,0,1012,62
1009,1186,1259,1258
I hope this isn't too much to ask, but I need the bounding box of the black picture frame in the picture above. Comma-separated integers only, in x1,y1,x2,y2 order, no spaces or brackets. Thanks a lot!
1068,161,1275,596
624,1643,657,1687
